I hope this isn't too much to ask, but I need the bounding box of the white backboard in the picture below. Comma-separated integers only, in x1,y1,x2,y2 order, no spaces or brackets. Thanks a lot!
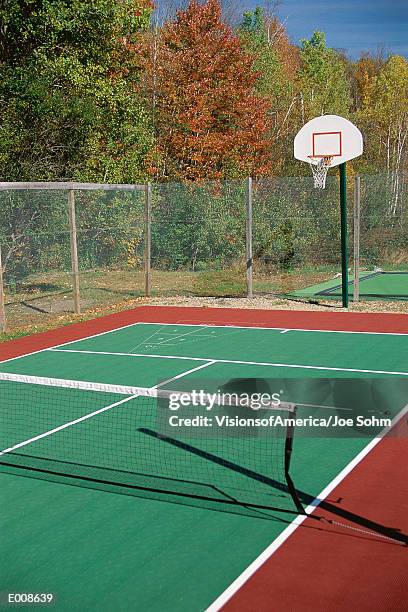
294,115,363,167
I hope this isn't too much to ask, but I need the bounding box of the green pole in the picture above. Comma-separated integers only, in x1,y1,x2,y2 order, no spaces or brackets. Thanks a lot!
339,162,348,308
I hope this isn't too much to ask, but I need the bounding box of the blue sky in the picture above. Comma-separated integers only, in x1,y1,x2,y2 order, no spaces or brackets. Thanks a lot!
249,0,408,58
155,1,408,59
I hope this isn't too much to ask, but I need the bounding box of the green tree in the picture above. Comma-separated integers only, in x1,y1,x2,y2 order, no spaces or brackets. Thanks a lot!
239,8,300,174
298,31,351,120
0,0,154,182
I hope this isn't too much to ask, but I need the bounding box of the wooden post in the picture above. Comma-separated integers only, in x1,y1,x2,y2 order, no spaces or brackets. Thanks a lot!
0,246,6,332
68,189,81,314
246,177,253,298
144,182,152,297
353,176,361,302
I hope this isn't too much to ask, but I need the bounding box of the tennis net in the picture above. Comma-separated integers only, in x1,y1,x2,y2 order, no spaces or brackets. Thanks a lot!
0,372,303,513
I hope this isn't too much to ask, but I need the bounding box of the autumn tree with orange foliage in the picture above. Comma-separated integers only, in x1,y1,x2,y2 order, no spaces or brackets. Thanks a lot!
351,53,385,111
139,0,273,181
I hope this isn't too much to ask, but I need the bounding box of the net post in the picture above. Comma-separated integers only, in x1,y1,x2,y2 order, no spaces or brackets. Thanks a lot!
0,245,6,333
339,163,349,308
144,182,152,297
284,406,305,514
353,176,361,302
67,189,81,315
245,177,253,298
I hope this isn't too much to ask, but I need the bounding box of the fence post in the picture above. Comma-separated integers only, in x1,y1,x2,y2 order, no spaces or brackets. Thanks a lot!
245,177,253,298
144,182,152,297
68,189,81,314
353,176,361,302
0,246,6,332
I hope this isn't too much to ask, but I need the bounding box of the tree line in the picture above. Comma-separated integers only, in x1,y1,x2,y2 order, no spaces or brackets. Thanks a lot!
1,0,407,185
0,0,407,284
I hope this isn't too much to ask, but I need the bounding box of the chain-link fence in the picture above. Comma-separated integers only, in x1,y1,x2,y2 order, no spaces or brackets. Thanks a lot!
251,175,343,297
0,183,145,330
150,180,247,298
359,174,408,270
0,174,407,331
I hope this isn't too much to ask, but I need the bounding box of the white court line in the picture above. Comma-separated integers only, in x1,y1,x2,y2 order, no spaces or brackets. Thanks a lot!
48,348,209,362
0,321,146,366
206,402,408,612
0,360,215,456
0,394,138,456
47,348,408,377
0,318,262,368
2,319,407,369
127,324,216,354
138,321,408,337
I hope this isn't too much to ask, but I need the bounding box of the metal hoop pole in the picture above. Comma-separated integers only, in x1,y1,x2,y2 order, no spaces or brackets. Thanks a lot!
339,163,349,308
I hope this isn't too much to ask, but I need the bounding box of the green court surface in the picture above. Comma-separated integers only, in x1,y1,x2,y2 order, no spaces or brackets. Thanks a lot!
1,322,407,610
291,270,408,301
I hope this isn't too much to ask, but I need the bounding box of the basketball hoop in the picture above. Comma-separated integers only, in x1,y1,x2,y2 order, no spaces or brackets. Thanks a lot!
294,115,365,308
309,156,333,189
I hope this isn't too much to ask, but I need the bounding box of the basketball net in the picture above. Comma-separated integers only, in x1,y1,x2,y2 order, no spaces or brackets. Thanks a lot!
309,156,333,189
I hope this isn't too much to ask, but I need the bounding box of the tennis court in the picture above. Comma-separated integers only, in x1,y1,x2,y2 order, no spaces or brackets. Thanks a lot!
291,270,408,301
1,306,407,610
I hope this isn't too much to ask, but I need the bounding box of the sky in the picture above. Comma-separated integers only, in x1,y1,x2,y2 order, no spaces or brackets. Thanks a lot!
269,0,408,59
154,0,408,59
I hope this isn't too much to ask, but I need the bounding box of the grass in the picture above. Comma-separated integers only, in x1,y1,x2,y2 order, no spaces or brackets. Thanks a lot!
1,267,244,338
2,264,408,341
192,269,246,297
253,264,341,295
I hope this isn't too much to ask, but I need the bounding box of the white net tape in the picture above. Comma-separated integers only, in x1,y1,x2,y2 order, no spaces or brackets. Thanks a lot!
309,156,333,189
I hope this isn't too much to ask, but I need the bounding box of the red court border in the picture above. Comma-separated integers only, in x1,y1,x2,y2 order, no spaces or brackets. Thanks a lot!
1,306,408,611
223,431,408,612
1,305,408,361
